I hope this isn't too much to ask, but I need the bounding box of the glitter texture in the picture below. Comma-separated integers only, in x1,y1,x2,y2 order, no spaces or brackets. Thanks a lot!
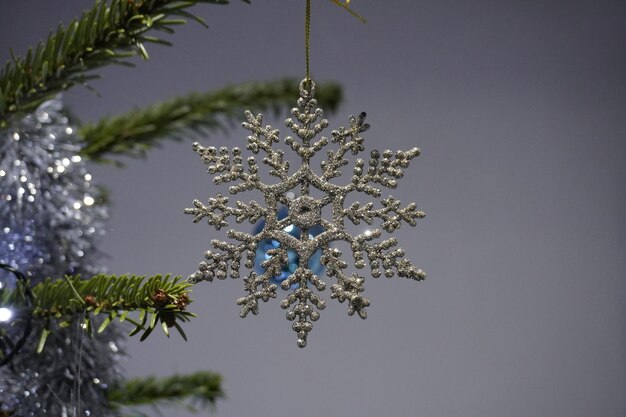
186,79,426,347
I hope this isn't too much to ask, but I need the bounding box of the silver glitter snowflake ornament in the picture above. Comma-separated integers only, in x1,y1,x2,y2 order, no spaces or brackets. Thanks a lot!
186,79,425,347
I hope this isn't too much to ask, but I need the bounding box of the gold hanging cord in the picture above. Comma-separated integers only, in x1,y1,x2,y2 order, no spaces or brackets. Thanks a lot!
305,0,312,81
304,0,366,81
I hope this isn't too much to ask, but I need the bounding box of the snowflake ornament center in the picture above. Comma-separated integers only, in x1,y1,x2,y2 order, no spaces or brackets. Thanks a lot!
185,79,426,347
289,196,320,229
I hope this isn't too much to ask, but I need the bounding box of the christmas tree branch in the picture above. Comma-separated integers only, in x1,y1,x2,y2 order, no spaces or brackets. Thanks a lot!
31,274,195,352
78,79,343,162
0,0,250,128
108,371,224,415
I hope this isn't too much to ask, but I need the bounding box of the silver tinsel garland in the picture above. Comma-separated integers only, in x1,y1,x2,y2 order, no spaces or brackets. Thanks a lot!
0,98,105,280
186,79,426,347
0,98,121,416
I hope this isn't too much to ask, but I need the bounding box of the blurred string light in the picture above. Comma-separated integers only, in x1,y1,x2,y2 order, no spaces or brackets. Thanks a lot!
0,307,13,322
0,263,34,367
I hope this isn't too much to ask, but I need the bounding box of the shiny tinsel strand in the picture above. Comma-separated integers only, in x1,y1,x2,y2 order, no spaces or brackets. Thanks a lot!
0,97,106,280
0,97,121,416
0,322,123,417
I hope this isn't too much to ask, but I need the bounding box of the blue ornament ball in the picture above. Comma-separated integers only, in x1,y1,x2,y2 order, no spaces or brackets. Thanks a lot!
253,206,324,287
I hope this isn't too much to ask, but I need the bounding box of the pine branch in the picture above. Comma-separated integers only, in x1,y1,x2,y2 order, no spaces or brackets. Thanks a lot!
0,0,250,128
30,274,195,352
108,371,224,414
78,79,343,162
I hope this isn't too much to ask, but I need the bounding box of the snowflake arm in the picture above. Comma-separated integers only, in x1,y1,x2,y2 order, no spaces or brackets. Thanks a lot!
344,197,425,232
243,111,291,181
312,227,425,282
235,249,284,317
349,147,421,197
284,90,330,160
189,233,252,282
185,195,267,229
322,247,370,319
351,230,426,280
279,267,327,348
191,141,266,195
321,112,369,180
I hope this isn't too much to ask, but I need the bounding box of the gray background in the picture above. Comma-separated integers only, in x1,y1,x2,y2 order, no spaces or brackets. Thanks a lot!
1,1,625,416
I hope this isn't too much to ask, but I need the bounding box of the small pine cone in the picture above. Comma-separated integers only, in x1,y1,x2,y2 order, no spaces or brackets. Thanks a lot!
83,295,98,307
152,289,170,308
175,293,190,310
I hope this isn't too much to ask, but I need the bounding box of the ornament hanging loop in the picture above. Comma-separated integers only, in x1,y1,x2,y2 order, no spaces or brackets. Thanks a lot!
299,78,316,98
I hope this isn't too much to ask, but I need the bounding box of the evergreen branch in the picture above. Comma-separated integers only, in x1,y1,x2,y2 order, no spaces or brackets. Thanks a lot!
108,371,224,414
0,0,249,128
78,79,343,162
30,274,195,351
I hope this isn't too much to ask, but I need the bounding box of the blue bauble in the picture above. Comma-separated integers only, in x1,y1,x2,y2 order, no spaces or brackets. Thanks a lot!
254,206,324,287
